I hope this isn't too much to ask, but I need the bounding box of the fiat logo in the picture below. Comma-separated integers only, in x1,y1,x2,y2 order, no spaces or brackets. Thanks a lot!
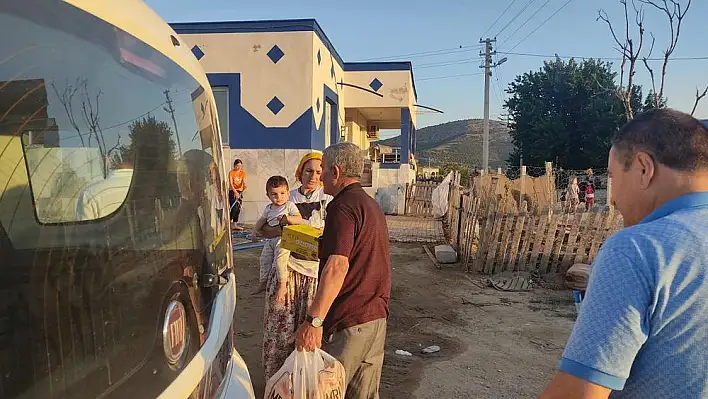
163,301,188,367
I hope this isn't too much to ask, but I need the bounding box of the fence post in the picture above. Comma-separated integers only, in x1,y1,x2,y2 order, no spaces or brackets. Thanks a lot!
497,167,502,175
520,165,527,211
456,193,464,249
404,182,409,215
545,161,554,215
606,177,612,207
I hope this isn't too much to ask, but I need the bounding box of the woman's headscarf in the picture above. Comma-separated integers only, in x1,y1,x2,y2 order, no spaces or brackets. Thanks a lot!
295,150,323,184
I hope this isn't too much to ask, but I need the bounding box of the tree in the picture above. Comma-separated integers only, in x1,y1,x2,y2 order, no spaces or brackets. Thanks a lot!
504,57,640,170
115,115,176,167
643,89,667,111
439,162,470,187
51,78,111,177
598,0,701,117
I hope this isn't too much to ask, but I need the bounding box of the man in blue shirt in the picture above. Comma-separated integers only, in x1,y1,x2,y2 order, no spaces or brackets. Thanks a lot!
541,108,708,398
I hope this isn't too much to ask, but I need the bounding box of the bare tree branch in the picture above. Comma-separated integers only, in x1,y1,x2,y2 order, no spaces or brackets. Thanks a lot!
641,32,658,103
598,0,645,120
638,0,691,108
691,85,708,116
600,0,692,116
597,10,632,58
51,78,86,147
78,79,107,173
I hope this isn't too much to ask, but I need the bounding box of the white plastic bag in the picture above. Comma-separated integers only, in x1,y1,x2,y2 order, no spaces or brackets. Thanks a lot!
431,172,453,218
264,348,346,399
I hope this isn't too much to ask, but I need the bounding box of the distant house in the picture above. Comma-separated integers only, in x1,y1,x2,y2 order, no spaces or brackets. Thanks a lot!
417,166,440,180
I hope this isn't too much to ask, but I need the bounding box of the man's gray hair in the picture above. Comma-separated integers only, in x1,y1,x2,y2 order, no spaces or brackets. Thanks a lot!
323,142,364,178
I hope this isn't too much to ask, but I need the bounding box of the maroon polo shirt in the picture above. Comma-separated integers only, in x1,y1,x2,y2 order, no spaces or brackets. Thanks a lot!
318,183,391,335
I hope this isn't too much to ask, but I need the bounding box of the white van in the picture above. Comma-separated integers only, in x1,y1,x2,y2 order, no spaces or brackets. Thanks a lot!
0,0,255,397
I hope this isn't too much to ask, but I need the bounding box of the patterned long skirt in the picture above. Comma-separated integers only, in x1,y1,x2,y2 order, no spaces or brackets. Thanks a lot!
262,266,318,382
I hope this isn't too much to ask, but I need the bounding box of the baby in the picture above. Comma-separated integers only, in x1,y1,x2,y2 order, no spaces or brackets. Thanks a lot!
251,176,303,301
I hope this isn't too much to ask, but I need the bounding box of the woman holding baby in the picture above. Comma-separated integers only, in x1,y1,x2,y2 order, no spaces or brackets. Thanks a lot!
253,151,332,382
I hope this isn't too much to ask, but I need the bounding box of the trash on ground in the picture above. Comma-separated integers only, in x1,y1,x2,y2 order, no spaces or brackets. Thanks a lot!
488,276,533,292
395,350,413,356
421,345,441,354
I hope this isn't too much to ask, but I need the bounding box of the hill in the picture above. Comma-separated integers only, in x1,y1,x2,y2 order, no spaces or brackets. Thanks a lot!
377,119,512,169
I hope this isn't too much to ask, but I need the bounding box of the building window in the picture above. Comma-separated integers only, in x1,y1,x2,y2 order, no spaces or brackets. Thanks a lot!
212,86,229,146
324,101,332,147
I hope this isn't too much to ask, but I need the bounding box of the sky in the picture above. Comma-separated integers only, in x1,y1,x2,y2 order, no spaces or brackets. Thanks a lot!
146,0,708,136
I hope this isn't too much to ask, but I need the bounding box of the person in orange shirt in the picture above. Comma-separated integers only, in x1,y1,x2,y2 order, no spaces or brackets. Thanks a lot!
228,159,247,230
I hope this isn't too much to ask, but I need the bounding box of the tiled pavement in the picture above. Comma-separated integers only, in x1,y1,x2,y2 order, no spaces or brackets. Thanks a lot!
385,215,446,244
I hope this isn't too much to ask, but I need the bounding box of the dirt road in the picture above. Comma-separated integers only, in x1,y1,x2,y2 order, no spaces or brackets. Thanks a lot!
233,243,575,398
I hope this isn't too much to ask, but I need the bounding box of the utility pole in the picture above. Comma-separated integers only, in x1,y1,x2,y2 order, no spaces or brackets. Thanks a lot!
479,38,495,173
164,89,183,155
478,38,507,173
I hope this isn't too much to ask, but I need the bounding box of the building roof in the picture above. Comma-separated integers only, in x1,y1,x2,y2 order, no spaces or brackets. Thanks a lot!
169,18,344,67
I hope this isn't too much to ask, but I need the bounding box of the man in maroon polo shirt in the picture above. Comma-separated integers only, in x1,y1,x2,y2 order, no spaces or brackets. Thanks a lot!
295,141,391,399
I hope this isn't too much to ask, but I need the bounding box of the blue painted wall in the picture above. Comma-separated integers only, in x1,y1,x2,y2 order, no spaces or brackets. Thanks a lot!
311,84,339,149
208,73,340,150
400,107,411,164
208,73,315,149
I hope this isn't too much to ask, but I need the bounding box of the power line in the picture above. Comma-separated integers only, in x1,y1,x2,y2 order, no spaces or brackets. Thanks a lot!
482,0,520,37
494,59,508,106
412,50,708,74
415,57,477,69
416,72,485,82
497,51,708,61
507,0,574,52
491,78,503,108
359,45,482,62
494,0,538,38
499,0,553,48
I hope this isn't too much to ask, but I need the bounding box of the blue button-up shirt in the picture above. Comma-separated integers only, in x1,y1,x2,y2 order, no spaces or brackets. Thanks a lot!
559,192,708,398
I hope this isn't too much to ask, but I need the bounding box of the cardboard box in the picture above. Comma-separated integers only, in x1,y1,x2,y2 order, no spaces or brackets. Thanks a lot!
281,224,323,261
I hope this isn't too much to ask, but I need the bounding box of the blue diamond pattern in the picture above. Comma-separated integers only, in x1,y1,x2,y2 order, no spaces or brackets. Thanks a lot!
330,64,335,79
191,45,205,60
266,96,285,115
369,78,383,92
267,45,285,64
316,98,321,112
317,50,322,65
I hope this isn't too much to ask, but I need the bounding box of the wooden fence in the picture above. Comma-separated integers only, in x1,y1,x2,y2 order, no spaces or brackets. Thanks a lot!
472,208,621,274
446,171,622,274
404,181,437,216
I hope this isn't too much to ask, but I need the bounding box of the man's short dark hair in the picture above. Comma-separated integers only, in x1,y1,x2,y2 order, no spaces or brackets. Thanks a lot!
265,175,288,192
612,108,708,172
234,159,242,167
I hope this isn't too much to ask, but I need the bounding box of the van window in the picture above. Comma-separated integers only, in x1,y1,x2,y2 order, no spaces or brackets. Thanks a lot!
21,129,131,223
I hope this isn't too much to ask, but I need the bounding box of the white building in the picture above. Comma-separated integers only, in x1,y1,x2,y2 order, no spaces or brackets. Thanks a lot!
171,19,420,221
